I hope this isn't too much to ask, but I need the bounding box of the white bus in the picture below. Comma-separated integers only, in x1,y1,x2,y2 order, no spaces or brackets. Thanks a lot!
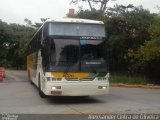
27,18,109,98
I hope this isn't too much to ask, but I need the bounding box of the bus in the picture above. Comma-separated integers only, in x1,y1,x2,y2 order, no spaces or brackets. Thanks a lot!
27,18,109,98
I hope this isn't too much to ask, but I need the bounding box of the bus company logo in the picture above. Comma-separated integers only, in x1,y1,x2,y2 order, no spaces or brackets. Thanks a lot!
63,73,74,78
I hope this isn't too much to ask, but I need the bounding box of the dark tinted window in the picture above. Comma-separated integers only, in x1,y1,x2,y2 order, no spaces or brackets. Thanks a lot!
27,29,42,54
44,39,79,72
43,39,107,72
80,40,107,72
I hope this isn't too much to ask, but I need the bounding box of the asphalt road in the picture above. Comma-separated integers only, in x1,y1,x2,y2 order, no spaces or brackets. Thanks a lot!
0,70,160,115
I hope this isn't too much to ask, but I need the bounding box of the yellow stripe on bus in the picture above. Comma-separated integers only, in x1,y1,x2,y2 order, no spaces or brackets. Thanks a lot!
51,72,89,78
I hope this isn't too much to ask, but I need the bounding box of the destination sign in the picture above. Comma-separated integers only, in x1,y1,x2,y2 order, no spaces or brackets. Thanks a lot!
80,36,103,40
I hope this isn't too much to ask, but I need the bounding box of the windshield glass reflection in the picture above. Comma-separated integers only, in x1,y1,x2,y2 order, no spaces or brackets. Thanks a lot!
42,39,107,72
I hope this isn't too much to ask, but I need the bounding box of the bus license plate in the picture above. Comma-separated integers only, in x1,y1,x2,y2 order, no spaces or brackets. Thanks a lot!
51,91,62,95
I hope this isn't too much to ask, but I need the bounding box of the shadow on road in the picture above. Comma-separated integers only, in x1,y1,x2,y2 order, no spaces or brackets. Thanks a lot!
45,96,105,105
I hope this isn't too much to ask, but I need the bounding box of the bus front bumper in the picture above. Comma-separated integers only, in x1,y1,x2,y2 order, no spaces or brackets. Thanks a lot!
43,82,109,96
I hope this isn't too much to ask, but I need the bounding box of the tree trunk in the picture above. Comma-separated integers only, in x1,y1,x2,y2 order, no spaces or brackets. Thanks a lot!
87,0,93,11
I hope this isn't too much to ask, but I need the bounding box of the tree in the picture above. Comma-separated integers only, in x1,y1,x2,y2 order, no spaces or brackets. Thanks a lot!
104,5,155,72
0,20,14,66
76,5,156,73
24,18,32,27
127,16,160,82
41,18,49,22
7,23,35,69
32,18,49,29
32,22,42,29
0,19,35,69
71,0,116,15
77,9,103,20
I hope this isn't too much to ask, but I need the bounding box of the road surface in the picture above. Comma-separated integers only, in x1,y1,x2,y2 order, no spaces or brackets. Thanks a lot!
0,70,160,114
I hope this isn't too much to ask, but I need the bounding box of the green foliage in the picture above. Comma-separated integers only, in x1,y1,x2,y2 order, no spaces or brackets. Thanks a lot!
77,4,159,83
0,17,49,69
105,5,155,72
0,20,13,66
77,4,155,65
110,73,148,84
128,16,160,82
148,16,160,38
24,18,48,29
71,0,116,14
24,18,32,27
0,20,35,69
77,9,103,20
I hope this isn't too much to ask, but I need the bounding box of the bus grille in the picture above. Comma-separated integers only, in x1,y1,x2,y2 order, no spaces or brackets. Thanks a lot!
66,78,94,81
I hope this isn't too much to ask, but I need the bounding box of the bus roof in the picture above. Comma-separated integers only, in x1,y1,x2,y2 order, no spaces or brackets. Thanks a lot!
45,18,104,24
28,18,105,49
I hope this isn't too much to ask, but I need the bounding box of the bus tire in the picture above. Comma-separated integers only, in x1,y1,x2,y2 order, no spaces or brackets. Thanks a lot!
30,79,34,85
38,74,46,98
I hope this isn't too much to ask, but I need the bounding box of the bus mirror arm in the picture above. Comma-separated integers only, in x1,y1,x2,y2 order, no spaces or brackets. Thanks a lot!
41,49,44,57
41,43,44,48
40,44,44,57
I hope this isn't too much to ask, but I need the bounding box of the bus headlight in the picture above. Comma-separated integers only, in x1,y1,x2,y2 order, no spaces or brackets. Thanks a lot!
51,86,61,90
98,86,107,89
102,86,107,89
52,87,56,90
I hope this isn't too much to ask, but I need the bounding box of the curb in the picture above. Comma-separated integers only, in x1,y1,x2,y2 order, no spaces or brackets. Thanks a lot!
110,84,160,89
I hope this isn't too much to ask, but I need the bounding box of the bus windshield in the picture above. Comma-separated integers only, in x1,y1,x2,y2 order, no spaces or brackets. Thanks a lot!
43,39,107,73
49,23,105,37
